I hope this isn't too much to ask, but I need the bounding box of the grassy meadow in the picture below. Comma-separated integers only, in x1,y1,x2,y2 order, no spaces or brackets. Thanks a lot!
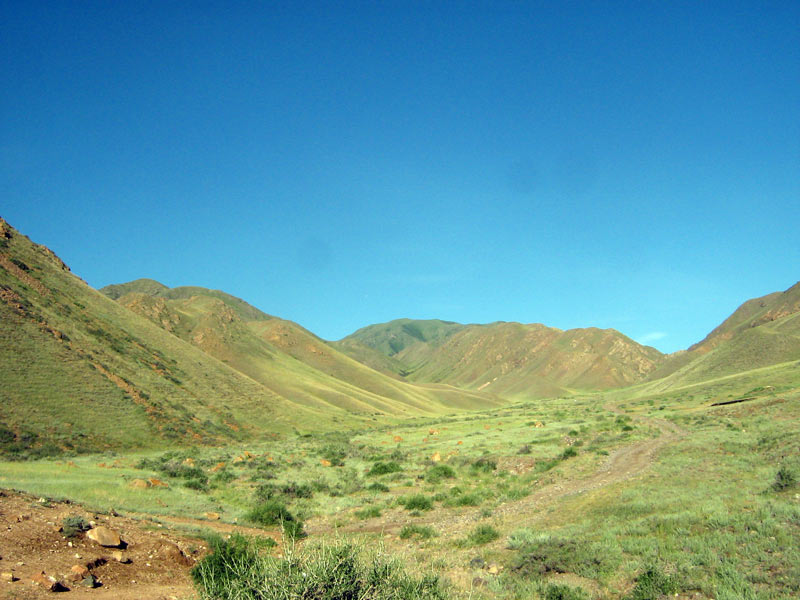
2,358,798,599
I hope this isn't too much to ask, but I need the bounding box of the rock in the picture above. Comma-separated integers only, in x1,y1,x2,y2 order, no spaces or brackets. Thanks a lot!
1,571,16,583
210,462,226,472
111,550,131,564
431,452,442,462
204,512,220,520
488,564,500,575
157,541,192,566
32,571,68,592
86,525,122,547
148,478,169,488
182,457,195,467
320,459,332,467
81,574,99,588
68,565,89,582
393,436,403,442
130,479,150,489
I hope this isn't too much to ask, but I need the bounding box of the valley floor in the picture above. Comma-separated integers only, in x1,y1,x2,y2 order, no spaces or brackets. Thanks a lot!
1,366,799,599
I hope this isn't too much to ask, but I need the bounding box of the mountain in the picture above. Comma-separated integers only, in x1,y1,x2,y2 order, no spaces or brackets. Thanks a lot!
101,285,494,416
647,282,800,387
336,319,664,398
0,218,495,456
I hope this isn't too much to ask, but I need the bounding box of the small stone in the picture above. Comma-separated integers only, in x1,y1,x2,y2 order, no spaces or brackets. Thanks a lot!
87,525,122,547
69,564,89,582
157,541,192,566
1,572,16,583
488,564,500,575
204,512,220,520
32,571,67,592
81,574,98,588
111,550,131,564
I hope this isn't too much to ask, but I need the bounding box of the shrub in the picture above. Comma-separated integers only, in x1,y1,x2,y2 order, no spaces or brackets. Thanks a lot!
400,524,437,539
467,525,500,545
61,515,90,538
509,537,618,579
545,583,589,600
561,446,578,460
625,565,677,600
426,464,455,483
399,494,433,511
470,457,497,473
191,538,449,600
773,465,796,491
368,461,403,476
245,501,305,538
367,482,390,493
355,506,382,520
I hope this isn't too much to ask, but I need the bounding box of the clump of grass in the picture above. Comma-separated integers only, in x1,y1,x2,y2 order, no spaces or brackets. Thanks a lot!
399,524,437,539
191,537,449,600
426,464,455,483
255,481,313,502
245,501,305,538
772,465,796,491
561,446,578,460
61,514,90,538
466,524,500,545
509,537,618,579
625,565,677,600
367,482,390,493
355,505,382,520
470,457,497,474
368,461,403,476
399,494,433,511
544,583,589,600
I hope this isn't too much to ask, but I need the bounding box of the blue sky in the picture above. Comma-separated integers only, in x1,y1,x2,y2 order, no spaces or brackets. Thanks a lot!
2,1,799,353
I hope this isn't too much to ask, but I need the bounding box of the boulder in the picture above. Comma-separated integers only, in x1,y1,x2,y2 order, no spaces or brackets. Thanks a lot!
156,541,192,566
32,571,68,592
68,564,89,582
86,525,122,548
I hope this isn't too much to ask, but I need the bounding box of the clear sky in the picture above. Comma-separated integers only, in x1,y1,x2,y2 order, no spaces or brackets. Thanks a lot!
2,1,799,353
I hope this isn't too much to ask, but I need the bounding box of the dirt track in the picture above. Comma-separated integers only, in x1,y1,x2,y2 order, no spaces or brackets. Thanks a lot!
309,409,686,537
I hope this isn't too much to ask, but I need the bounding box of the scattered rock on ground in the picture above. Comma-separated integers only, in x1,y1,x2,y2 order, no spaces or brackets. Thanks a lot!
86,525,122,547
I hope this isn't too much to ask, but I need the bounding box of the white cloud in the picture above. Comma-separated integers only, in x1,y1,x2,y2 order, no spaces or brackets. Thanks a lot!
637,331,667,345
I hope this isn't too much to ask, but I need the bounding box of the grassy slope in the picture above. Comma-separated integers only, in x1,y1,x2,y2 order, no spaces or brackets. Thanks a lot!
112,290,497,417
340,319,664,398
0,220,330,454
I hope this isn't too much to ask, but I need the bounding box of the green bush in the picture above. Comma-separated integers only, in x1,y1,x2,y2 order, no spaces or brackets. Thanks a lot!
625,565,677,600
61,514,90,538
561,446,578,460
773,465,796,491
545,583,589,600
355,505,382,520
191,538,449,600
367,482,390,493
510,537,618,579
399,494,433,511
470,457,497,473
368,461,403,476
245,501,305,538
467,525,500,545
399,524,437,539
426,464,455,483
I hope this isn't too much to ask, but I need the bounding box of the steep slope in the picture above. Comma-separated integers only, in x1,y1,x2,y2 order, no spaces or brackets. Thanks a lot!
0,218,324,455
338,319,664,398
647,282,800,387
0,219,495,456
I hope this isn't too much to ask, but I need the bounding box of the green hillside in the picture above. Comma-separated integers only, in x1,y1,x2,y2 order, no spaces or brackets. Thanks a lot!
649,281,800,386
339,319,664,398
108,290,496,415
0,219,495,457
